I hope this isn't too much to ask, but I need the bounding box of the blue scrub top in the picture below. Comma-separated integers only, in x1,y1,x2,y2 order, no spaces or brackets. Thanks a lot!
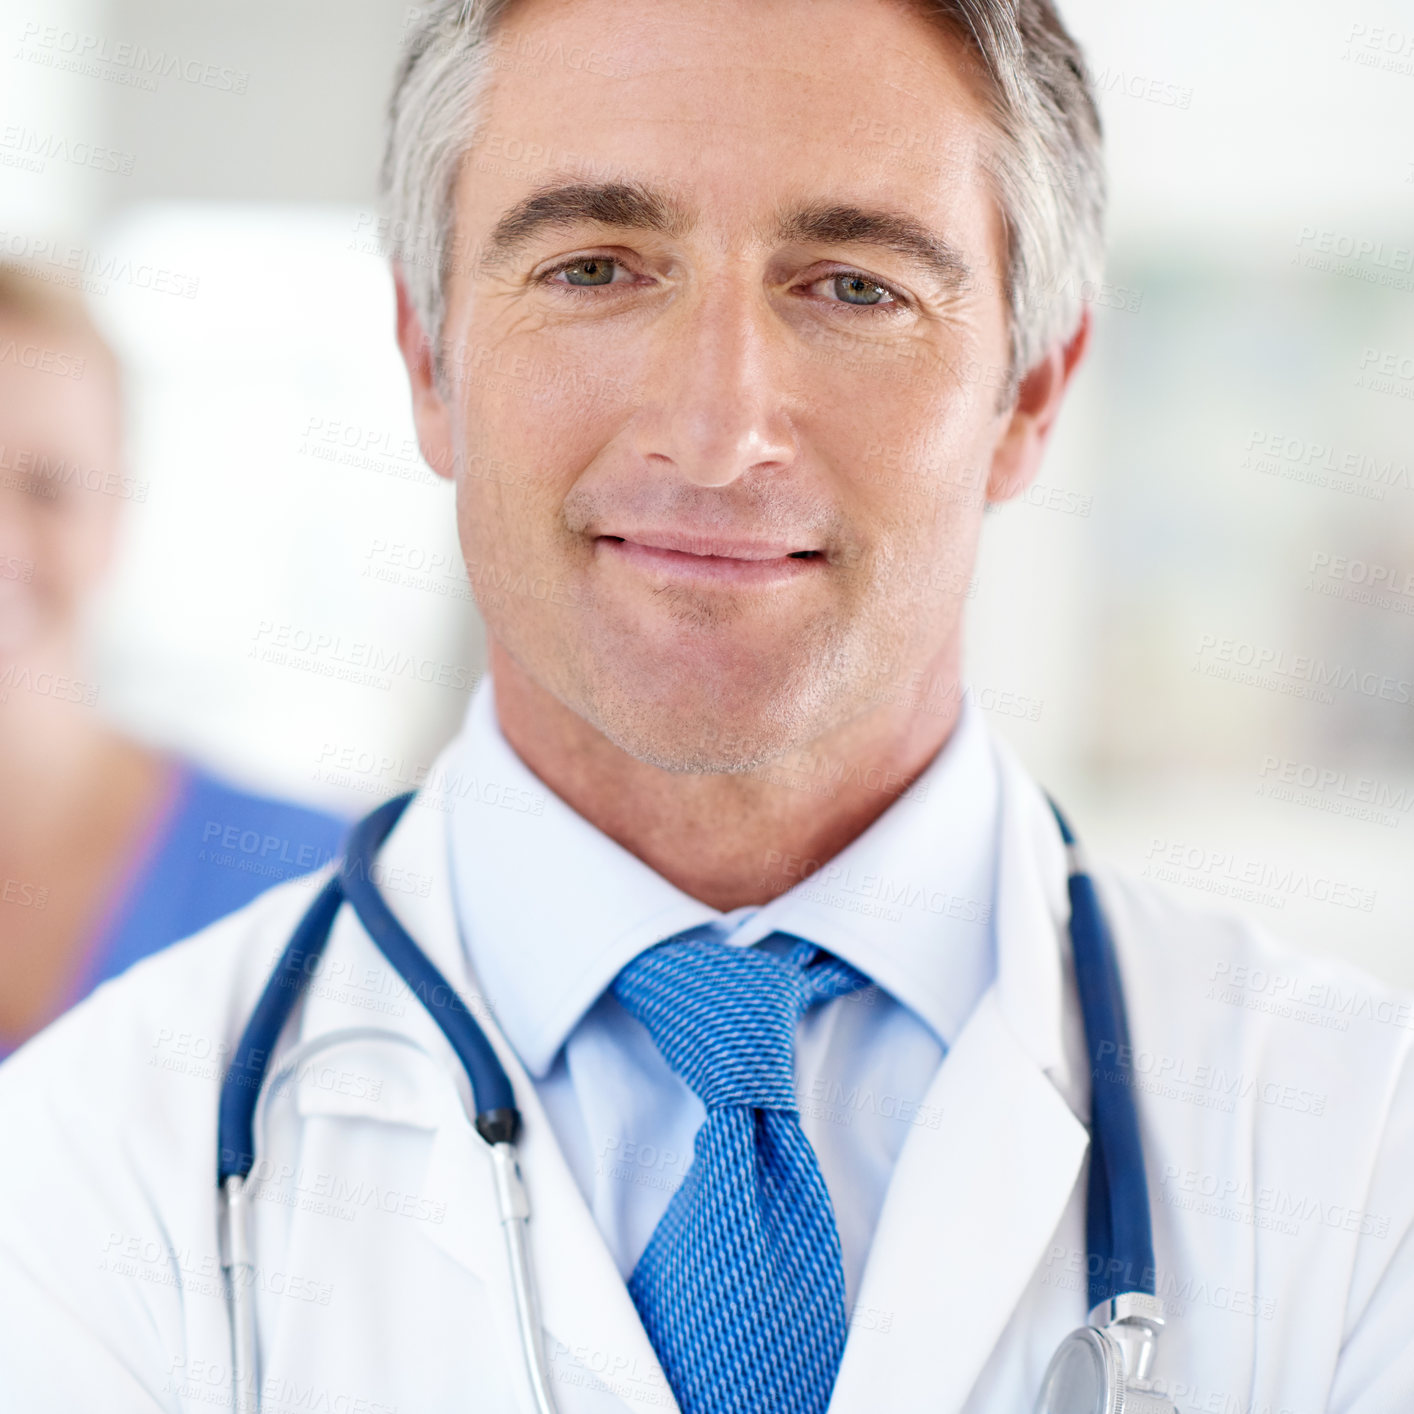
1,761,348,1062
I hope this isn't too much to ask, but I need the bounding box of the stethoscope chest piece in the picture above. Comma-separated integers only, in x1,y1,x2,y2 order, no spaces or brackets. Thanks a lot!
1036,1325,1124,1414
1035,1293,1179,1414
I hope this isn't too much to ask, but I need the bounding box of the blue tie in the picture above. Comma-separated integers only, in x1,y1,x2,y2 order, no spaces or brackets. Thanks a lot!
611,926,869,1414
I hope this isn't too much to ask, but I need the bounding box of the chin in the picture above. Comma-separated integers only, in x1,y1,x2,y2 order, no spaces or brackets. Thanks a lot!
579,658,834,775
570,606,864,771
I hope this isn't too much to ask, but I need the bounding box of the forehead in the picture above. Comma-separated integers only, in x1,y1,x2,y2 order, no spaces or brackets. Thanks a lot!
466,0,1001,245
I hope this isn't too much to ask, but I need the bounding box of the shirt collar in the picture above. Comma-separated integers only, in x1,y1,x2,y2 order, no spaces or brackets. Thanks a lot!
445,673,1001,1078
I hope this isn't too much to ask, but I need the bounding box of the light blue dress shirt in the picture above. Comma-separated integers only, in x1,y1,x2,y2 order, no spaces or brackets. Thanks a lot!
444,674,1001,1310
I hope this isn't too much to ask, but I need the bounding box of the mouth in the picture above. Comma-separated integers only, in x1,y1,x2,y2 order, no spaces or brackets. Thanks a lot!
595,534,827,585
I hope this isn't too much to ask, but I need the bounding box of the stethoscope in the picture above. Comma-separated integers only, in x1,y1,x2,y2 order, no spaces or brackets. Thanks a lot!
216,790,1179,1414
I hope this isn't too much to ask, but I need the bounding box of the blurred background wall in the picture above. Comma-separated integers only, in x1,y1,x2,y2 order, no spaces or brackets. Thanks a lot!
2,0,1411,980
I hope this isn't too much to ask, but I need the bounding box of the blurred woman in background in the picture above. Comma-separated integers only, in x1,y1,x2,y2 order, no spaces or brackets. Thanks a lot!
0,262,347,1058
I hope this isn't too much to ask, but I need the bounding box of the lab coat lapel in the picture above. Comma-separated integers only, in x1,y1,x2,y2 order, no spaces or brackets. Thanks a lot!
293,771,680,1414
419,1016,680,1413
828,737,1089,1414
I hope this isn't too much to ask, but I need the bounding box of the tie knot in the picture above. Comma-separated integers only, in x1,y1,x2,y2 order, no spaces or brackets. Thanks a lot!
611,928,868,1111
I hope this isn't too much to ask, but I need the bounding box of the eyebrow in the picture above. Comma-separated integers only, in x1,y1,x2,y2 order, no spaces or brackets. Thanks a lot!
476,180,972,290
478,180,692,272
775,200,972,291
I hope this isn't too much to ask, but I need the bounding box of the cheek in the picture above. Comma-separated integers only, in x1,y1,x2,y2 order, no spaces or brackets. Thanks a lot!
833,375,994,537
453,452,572,575
452,374,616,545
42,508,112,600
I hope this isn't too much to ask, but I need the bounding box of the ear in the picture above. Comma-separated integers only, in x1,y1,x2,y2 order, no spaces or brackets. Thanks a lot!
393,262,455,482
985,305,1092,505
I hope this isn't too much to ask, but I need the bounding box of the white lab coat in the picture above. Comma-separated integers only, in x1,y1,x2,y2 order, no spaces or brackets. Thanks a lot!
0,734,1411,1414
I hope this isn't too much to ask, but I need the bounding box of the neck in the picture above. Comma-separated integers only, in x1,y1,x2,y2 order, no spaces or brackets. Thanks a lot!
489,639,962,911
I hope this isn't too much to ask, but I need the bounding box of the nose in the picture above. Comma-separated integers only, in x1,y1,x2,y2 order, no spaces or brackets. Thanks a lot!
630,281,799,488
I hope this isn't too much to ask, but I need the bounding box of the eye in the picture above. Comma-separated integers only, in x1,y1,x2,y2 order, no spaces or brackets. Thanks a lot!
803,269,909,313
836,274,889,305
539,255,632,289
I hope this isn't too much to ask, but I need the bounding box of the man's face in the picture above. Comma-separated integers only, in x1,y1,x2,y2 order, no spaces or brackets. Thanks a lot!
414,0,1028,772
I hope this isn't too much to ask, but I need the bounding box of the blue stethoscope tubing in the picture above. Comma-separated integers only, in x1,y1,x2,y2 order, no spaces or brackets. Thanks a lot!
1049,806,1157,1311
215,791,1161,1414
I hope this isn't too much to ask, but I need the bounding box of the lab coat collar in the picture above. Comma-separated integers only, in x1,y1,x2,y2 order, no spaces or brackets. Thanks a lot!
987,730,1072,1077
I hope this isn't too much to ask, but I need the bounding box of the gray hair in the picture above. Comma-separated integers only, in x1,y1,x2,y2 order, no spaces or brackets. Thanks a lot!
380,0,1105,397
